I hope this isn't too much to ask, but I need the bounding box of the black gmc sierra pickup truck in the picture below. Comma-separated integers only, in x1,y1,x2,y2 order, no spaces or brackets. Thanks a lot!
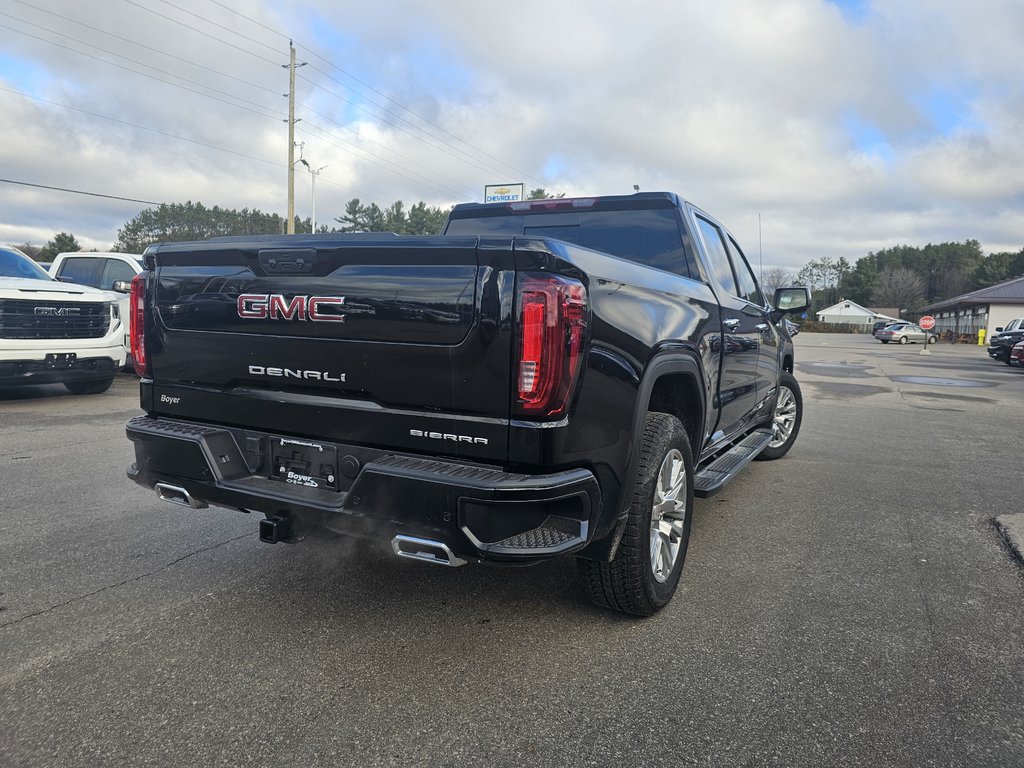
126,192,810,616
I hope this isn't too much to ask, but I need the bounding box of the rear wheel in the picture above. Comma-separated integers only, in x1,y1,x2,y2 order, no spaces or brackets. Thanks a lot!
755,371,803,461
63,377,114,395
880,340,889,344
578,412,693,617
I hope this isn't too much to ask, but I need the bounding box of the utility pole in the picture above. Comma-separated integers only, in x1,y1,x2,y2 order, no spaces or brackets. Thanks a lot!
283,41,305,234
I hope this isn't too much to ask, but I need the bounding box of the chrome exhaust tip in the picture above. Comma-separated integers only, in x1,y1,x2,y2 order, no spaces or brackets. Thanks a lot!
391,535,466,567
155,483,208,510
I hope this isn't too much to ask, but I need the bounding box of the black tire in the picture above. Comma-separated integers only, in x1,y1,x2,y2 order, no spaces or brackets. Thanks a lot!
880,340,889,344
929,335,938,344
63,377,114,395
577,412,694,617
898,336,908,344
755,371,803,461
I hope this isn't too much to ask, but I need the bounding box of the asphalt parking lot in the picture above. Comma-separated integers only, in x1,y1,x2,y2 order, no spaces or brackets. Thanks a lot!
1,333,1022,767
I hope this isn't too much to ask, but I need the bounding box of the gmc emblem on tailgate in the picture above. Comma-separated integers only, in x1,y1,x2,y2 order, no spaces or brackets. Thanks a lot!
237,294,346,322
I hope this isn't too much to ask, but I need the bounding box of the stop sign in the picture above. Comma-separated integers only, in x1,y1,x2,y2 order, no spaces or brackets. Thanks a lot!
920,315,936,330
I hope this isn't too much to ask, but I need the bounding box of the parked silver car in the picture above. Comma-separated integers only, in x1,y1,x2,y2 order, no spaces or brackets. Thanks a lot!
876,323,937,345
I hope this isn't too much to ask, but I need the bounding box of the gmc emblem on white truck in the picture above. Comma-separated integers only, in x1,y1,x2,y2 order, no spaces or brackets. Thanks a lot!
237,293,346,322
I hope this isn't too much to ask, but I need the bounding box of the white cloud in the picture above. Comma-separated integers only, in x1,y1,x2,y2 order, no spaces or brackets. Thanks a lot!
0,0,1022,264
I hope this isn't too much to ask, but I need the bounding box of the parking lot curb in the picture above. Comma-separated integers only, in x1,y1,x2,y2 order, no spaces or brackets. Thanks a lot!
995,514,1024,566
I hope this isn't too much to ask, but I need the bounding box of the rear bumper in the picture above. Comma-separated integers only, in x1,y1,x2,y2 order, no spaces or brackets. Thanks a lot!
126,416,601,564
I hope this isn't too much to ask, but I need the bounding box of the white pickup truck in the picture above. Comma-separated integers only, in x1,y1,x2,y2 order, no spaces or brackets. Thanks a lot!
49,251,143,360
0,246,125,394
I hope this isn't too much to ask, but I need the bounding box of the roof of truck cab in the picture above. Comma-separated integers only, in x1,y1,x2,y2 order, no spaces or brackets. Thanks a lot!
449,192,687,216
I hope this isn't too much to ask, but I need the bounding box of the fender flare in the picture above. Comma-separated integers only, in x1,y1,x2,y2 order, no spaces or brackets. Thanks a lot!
581,351,707,562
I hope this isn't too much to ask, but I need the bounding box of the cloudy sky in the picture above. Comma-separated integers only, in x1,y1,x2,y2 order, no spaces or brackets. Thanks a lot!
1,0,1023,273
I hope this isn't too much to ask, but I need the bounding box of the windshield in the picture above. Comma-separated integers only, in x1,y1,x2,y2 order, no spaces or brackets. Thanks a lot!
0,247,52,280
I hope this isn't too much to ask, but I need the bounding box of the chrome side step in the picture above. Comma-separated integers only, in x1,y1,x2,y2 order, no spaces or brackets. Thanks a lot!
693,428,772,498
155,482,209,509
391,535,467,567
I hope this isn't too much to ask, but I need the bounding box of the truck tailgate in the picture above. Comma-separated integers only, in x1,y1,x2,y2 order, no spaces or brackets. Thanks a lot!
146,235,512,460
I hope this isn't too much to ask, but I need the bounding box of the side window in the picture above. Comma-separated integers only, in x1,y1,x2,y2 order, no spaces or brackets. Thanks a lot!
695,216,738,296
56,257,101,287
726,237,764,307
100,259,137,290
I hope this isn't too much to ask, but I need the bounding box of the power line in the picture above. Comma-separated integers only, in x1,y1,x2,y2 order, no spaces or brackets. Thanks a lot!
3,3,494,208
299,120,473,200
1,86,387,209
1,85,280,167
207,0,287,41
0,18,285,121
298,54,545,186
121,0,280,66
0,177,163,206
298,66,519,184
301,104,479,196
150,0,281,55
143,0,545,186
12,0,281,98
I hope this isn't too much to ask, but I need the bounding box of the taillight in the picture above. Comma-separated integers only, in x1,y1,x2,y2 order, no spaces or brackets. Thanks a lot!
129,273,148,377
514,274,588,418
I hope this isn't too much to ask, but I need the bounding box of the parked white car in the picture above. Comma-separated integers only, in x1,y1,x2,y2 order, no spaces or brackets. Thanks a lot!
49,251,143,361
1,246,126,394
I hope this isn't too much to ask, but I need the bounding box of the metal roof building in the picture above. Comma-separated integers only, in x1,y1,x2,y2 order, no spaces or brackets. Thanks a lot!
918,275,1024,339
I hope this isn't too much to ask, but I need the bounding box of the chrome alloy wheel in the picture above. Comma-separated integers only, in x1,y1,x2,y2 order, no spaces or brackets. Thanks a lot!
768,385,798,449
649,448,687,583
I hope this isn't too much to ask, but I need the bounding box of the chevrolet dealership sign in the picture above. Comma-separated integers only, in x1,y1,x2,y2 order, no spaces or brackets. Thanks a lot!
484,183,525,203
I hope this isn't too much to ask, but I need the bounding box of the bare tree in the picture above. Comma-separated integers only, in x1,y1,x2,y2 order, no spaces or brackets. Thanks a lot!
760,267,793,297
870,267,926,311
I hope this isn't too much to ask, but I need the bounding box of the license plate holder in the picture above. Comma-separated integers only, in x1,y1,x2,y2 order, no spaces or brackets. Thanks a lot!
269,437,338,491
45,353,78,369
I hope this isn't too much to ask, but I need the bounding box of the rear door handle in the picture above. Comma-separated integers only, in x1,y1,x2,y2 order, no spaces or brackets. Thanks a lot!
723,318,741,330
755,323,769,331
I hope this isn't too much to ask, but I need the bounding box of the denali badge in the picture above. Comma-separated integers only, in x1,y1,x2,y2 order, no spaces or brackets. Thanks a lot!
249,365,346,382
34,306,81,316
409,429,488,445
237,293,346,322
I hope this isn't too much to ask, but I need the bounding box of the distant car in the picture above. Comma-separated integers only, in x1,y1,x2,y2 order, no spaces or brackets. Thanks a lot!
1009,341,1024,368
992,318,1024,335
875,323,937,345
988,327,1024,365
872,320,899,337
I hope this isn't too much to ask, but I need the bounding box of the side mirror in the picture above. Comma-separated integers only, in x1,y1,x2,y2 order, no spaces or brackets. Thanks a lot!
113,280,132,293
994,327,1003,333
772,287,811,320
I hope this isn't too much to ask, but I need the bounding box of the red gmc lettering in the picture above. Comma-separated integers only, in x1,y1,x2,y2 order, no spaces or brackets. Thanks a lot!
237,294,345,322
308,296,345,322
237,294,268,319
269,294,307,320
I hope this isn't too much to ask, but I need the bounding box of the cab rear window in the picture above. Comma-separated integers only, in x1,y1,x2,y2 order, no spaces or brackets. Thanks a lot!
445,208,701,281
